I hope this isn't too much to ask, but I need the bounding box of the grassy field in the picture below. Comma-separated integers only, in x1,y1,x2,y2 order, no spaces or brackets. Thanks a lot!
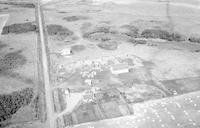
0,2,44,128
42,1,200,127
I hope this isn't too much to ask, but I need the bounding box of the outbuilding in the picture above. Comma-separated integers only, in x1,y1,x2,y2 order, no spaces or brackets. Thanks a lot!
110,63,129,75
59,48,72,56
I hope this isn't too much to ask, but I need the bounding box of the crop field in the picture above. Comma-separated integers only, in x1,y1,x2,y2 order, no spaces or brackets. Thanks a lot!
75,91,200,128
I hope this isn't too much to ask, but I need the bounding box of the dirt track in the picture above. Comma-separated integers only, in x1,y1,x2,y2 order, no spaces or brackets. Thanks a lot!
36,2,55,128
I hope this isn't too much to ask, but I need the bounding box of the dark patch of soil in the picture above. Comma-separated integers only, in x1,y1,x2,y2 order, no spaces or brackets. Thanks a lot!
98,40,118,50
0,41,7,50
194,49,200,52
0,88,34,123
135,40,147,44
0,50,27,72
71,45,86,52
141,29,185,41
46,24,74,41
7,72,34,85
2,22,38,35
188,36,200,44
99,21,111,24
3,7,8,10
63,16,89,22
63,35,79,45
0,7,8,12
80,22,92,32
0,2,35,8
57,11,68,13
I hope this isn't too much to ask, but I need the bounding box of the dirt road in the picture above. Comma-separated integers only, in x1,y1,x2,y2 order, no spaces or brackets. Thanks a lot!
36,1,55,128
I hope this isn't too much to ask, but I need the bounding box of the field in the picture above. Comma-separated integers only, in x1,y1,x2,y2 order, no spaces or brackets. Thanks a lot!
74,91,200,128
41,0,200,127
1,0,200,128
0,1,45,128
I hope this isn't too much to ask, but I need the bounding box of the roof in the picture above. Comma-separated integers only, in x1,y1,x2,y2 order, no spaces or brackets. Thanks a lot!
59,48,71,56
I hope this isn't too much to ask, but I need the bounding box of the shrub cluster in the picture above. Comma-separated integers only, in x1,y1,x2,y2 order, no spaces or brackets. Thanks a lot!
63,16,89,22
46,24,74,41
0,2,35,8
141,29,185,41
0,88,34,122
0,50,27,72
188,36,200,44
2,22,38,35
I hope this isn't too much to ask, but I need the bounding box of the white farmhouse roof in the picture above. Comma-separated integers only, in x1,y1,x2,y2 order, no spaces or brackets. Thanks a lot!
110,63,129,75
59,48,71,56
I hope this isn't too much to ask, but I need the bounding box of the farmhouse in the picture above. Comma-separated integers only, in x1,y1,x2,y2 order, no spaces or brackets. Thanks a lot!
110,63,130,75
59,48,72,56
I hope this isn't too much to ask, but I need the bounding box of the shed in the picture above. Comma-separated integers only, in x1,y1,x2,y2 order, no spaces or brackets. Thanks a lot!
59,48,72,56
110,63,129,75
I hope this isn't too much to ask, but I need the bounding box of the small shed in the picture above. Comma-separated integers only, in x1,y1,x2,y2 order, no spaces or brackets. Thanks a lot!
59,48,72,56
110,63,129,75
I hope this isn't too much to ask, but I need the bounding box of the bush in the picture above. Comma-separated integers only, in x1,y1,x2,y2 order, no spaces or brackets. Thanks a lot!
188,36,200,44
46,24,74,41
141,29,170,40
0,88,34,122
141,29,185,41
